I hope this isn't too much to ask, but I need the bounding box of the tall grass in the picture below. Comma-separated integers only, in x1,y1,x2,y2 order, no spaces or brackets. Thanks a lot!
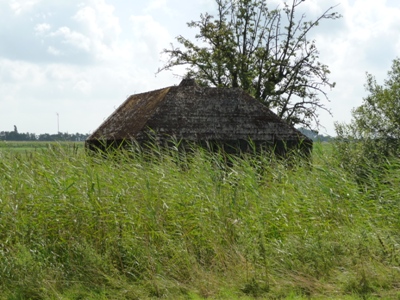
0,142,399,299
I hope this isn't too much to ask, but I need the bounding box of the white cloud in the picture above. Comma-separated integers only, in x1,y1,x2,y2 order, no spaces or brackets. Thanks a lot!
73,0,121,44
50,26,91,52
2,0,399,135
73,79,92,94
0,59,44,84
19,0,125,63
130,15,171,62
34,22,51,35
144,0,168,12
47,46,62,56
67,0,124,62
9,0,42,15
305,0,400,133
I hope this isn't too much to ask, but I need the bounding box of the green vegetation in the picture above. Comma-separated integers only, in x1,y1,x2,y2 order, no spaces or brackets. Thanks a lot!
1,142,400,299
0,141,84,153
335,57,400,185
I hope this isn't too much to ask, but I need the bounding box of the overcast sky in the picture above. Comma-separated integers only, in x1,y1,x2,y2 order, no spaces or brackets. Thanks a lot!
1,0,399,136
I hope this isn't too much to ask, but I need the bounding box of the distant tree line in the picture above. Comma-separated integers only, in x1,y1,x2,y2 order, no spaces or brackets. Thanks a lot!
0,130,89,142
1,127,330,143
298,128,332,142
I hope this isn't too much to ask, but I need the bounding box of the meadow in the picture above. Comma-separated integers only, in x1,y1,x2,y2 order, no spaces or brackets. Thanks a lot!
0,141,399,299
0,141,84,153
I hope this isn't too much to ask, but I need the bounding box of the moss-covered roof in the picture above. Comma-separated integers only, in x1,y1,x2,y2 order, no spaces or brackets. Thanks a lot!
86,79,311,151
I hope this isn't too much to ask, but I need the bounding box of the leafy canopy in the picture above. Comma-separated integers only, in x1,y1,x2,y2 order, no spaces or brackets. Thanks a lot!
159,0,341,128
353,58,400,141
334,58,400,182
336,58,400,153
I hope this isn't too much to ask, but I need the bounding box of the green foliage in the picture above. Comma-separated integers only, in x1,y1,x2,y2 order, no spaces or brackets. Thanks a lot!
334,58,400,183
0,141,84,153
355,59,400,141
160,0,341,128
0,143,400,299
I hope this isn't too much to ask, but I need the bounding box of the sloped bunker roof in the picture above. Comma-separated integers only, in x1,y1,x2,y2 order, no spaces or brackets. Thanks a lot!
86,79,312,155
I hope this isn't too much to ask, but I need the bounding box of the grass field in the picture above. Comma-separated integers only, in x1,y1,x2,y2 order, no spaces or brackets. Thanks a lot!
0,141,399,299
0,141,84,153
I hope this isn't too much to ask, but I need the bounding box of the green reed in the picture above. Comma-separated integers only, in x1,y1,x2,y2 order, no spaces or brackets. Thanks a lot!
0,142,399,299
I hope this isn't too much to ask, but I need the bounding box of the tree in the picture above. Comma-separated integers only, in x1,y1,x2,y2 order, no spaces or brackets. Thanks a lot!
353,59,400,143
159,0,340,128
334,58,400,183
336,58,400,155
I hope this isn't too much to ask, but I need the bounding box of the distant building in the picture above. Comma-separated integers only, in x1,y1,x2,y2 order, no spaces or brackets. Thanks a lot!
86,79,312,155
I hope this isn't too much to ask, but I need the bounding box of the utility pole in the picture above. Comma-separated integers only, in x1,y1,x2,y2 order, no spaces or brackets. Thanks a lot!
56,112,59,133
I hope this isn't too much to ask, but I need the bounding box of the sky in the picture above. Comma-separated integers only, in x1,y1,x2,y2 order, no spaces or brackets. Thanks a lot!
1,0,399,136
